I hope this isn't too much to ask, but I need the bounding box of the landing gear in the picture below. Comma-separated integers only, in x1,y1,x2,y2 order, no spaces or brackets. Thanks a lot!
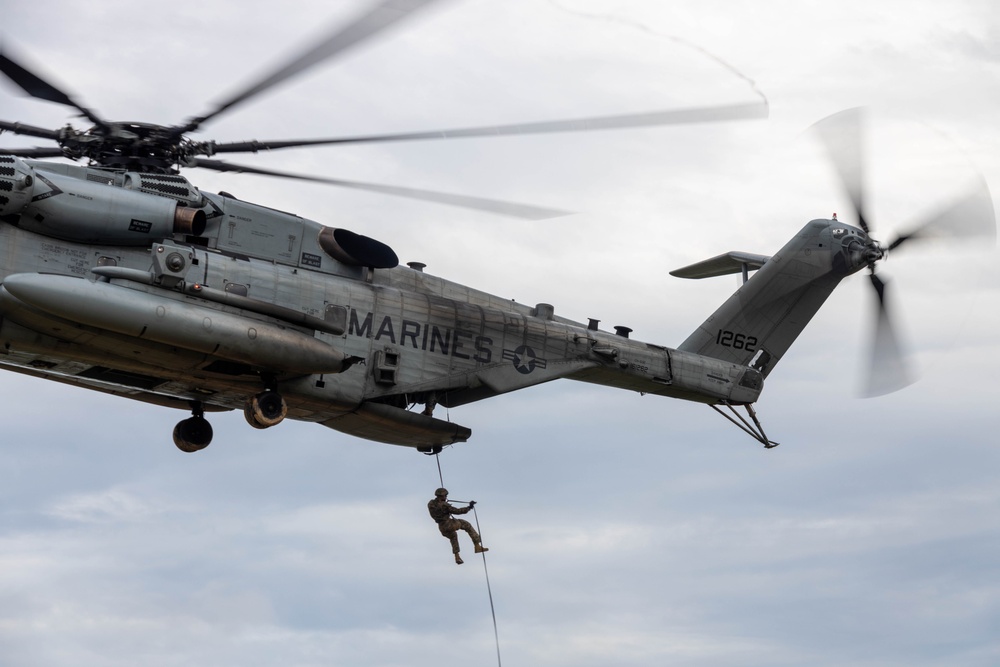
172,388,287,451
244,390,287,429
710,402,779,448
173,402,213,452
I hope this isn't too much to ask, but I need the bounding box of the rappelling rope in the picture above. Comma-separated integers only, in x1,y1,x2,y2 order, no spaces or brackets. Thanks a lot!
435,450,445,488
434,452,502,667
471,503,502,667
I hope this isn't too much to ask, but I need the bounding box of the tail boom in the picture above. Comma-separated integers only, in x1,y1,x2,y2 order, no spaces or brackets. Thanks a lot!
674,218,872,378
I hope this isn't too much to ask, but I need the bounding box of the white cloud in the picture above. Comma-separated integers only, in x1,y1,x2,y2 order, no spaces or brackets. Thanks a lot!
44,488,166,523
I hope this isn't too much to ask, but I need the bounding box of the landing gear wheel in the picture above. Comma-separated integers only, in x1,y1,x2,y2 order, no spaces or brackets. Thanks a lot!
173,415,213,452
244,390,287,429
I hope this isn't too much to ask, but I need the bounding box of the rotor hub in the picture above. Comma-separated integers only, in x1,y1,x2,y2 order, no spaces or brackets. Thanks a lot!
864,240,885,265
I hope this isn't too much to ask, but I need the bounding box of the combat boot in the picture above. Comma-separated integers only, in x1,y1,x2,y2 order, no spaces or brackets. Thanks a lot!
474,544,489,554
455,553,464,565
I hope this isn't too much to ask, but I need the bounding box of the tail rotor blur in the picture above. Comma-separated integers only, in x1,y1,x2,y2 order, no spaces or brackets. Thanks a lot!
811,108,996,396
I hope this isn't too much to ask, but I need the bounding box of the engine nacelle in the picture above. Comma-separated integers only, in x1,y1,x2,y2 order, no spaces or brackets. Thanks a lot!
318,227,398,269
0,156,205,245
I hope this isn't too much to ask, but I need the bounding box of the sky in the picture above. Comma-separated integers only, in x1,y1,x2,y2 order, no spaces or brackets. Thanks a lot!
2,1,999,666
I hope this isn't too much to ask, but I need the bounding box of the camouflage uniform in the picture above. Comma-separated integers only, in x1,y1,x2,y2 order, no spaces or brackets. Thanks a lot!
427,490,483,556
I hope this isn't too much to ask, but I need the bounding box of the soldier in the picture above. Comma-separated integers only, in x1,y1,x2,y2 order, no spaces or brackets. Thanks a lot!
427,487,489,565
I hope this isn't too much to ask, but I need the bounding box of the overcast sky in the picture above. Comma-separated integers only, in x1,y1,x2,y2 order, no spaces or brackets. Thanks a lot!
2,1,999,666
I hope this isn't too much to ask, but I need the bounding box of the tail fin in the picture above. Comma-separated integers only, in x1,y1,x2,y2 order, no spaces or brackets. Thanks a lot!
673,219,858,378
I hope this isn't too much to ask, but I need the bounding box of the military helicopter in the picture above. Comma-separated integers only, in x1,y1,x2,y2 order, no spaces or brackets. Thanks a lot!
0,1,993,453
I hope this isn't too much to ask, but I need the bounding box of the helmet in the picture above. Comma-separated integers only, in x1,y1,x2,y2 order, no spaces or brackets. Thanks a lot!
435,487,449,498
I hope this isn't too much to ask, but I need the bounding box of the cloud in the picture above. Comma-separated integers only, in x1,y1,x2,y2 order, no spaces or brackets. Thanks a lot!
1,1,999,666
44,488,167,524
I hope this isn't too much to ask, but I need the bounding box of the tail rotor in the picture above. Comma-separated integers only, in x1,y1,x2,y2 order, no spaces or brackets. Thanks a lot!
812,108,996,396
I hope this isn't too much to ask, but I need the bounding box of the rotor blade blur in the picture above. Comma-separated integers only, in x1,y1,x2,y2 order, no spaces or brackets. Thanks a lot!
0,147,66,158
190,158,571,220
175,0,444,136
812,107,870,233
0,52,108,130
207,102,770,154
888,175,997,251
0,120,62,141
864,272,915,397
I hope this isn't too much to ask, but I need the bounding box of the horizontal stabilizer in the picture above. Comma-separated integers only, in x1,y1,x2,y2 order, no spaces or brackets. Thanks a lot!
670,251,770,279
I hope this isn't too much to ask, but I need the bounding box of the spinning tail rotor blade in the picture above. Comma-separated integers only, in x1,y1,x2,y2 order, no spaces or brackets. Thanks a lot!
865,177,995,396
812,107,871,233
191,158,570,220
813,108,910,396
865,272,915,397
888,175,997,252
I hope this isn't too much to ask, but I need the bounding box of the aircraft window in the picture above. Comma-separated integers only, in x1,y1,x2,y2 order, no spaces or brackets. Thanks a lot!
325,305,348,332
739,369,763,389
225,282,249,297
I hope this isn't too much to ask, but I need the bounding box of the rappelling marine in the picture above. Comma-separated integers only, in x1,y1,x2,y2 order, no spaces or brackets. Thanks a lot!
427,488,489,565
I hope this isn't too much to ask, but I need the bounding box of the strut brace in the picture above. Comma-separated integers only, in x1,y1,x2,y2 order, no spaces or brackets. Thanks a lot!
711,402,779,448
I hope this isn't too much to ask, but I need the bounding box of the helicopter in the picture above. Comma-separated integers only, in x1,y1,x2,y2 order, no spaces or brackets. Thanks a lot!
0,1,994,454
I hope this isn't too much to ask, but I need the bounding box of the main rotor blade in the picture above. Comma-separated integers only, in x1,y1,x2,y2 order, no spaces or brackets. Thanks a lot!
205,101,770,154
0,51,108,130
0,147,66,158
175,0,444,136
190,158,570,220
0,120,62,141
864,272,915,397
888,175,997,252
812,107,871,233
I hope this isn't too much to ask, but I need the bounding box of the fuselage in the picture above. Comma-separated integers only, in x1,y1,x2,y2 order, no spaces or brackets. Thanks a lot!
0,156,769,448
